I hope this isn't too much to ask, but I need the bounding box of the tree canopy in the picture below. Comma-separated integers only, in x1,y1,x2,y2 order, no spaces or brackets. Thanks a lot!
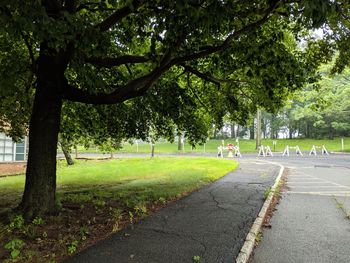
0,0,349,217
0,0,337,143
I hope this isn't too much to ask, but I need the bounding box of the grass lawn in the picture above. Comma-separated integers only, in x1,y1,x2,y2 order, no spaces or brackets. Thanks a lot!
0,157,237,262
75,137,350,154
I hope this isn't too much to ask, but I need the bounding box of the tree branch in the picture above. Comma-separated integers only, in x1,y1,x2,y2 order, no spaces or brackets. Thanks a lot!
171,0,281,64
21,33,37,73
186,72,210,111
62,71,159,105
77,2,102,12
86,55,150,68
62,81,148,105
182,64,253,86
63,50,173,104
64,1,280,105
95,0,143,32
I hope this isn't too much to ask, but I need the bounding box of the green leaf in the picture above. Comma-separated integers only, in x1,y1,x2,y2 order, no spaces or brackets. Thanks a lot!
11,249,20,259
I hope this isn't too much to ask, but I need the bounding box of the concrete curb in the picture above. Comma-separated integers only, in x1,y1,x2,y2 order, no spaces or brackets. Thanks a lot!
331,151,350,155
235,161,285,263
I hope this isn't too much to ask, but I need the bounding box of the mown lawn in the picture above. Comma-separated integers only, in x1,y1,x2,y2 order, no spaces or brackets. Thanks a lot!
0,157,237,207
0,157,237,262
75,137,350,154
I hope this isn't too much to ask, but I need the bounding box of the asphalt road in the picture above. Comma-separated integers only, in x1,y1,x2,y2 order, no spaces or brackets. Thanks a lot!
66,161,279,263
62,152,350,262
253,154,350,263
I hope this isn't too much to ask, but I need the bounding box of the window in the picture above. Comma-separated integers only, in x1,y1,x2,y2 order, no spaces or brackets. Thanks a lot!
0,133,14,162
15,140,25,161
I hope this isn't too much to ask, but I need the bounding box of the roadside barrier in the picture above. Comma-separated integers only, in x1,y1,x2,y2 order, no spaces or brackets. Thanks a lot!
309,145,329,156
217,146,224,158
217,145,242,158
227,143,234,157
282,145,303,157
258,145,273,157
234,146,242,158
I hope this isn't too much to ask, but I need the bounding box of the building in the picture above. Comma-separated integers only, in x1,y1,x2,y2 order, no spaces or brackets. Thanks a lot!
0,132,28,162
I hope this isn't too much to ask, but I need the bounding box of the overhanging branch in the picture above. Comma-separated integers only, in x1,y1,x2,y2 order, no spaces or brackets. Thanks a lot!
95,0,143,32
182,64,253,86
63,50,173,104
64,1,280,105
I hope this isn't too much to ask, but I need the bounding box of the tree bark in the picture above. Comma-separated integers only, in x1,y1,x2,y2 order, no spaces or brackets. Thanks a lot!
262,118,267,139
289,128,293,139
256,110,261,150
151,144,155,158
177,132,183,151
213,128,217,139
19,88,62,219
328,125,334,139
236,125,240,137
18,46,65,219
249,121,255,140
270,114,275,139
306,122,311,138
230,123,236,139
61,142,74,165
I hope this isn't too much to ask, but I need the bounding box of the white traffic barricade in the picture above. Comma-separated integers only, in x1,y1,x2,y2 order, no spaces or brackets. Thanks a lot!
258,145,265,157
258,145,273,157
217,146,224,158
282,145,303,157
217,144,242,158
234,146,242,158
265,146,273,156
309,145,329,156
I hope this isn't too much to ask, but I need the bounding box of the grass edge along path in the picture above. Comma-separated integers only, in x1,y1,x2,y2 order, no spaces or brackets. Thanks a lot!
73,137,350,155
0,157,237,263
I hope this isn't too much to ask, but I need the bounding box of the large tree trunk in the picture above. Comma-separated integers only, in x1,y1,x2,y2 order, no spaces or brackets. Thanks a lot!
19,88,62,219
18,46,65,219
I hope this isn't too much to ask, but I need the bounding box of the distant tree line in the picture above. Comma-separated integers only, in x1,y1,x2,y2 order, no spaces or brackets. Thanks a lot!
213,64,350,140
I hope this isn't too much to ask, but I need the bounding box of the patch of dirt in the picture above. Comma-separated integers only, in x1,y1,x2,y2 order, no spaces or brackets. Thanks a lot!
0,162,26,177
0,194,187,262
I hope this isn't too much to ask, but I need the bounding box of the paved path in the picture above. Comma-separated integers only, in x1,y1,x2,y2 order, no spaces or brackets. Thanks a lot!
66,162,279,263
253,155,350,263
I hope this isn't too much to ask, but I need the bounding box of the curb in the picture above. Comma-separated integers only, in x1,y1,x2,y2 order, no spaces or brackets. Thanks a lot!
235,161,285,263
331,151,350,155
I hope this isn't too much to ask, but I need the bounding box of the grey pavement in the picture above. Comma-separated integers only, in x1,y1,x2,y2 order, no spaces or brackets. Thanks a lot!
253,155,350,263
66,162,279,263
